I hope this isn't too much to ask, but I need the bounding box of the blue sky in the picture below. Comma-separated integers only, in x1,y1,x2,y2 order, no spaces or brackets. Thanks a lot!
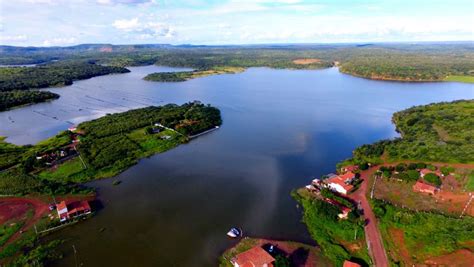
1,0,473,46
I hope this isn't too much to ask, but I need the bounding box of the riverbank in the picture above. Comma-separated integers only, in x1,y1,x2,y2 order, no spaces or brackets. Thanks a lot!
219,237,333,267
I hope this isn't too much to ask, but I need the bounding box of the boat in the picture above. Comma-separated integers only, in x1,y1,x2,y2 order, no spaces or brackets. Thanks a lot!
227,227,242,238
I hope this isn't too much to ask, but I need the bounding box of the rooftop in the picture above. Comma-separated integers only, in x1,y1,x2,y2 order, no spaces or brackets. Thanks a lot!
233,246,275,267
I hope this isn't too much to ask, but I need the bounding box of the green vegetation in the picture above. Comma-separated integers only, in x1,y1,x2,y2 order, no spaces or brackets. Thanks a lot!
423,173,441,186
144,66,245,82
292,189,369,266
0,102,222,193
0,223,23,246
466,171,474,191
0,62,129,92
0,231,63,266
373,200,474,264
340,100,474,166
339,51,474,82
444,75,474,83
0,61,128,110
0,90,59,111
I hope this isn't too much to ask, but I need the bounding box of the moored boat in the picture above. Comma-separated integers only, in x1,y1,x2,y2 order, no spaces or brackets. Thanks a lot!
226,227,242,238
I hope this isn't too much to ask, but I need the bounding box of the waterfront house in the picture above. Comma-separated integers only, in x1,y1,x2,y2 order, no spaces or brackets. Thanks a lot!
231,246,275,267
56,200,92,222
413,181,438,195
326,175,354,195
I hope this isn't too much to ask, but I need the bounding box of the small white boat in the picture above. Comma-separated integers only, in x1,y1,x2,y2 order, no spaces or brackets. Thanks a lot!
227,227,242,238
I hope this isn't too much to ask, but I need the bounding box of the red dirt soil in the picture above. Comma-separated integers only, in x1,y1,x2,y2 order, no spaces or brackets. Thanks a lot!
0,197,50,248
424,249,474,267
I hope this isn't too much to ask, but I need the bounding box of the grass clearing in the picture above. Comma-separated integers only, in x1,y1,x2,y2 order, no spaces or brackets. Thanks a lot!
38,157,85,182
466,171,474,191
373,200,474,264
444,75,474,83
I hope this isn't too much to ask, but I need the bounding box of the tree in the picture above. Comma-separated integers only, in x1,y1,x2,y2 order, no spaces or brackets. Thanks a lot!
274,255,290,267
424,173,441,186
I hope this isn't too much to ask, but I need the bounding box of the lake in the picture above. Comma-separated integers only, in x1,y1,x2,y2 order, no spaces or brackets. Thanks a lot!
0,66,472,266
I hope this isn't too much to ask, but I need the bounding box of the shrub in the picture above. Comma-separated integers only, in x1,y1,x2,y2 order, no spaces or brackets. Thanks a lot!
424,173,442,186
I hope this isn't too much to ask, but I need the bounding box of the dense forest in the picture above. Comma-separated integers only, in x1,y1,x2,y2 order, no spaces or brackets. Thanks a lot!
0,61,129,92
340,100,474,166
1,42,473,83
0,102,222,194
0,90,59,111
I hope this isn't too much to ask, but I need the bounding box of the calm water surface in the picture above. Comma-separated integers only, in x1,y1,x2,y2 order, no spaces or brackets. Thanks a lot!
0,66,472,266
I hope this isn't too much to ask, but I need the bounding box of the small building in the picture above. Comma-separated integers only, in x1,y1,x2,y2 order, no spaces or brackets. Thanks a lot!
343,260,361,267
161,135,172,140
326,175,354,195
413,181,438,195
341,165,359,173
56,200,92,222
231,246,275,267
68,126,77,132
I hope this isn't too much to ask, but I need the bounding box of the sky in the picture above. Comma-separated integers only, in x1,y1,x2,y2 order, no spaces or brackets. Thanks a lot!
0,0,473,46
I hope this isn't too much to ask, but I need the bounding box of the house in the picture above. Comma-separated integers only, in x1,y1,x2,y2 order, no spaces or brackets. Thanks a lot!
420,168,442,178
339,172,356,183
341,165,359,173
68,126,77,132
326,174,354,195
343,260,361,267
413,181,437,195
56,200,92,222
231,246,275,267
305,184,317,192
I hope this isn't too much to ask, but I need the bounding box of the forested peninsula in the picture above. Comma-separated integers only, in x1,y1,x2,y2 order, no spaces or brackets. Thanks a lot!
0,102,222,195
0,61,129,110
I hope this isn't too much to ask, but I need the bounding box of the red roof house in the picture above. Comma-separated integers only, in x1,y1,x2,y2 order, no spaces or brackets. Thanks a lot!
413,181,437,194
231,246,275,267
343,260,361,267
326,175,354,195
56,200,91,222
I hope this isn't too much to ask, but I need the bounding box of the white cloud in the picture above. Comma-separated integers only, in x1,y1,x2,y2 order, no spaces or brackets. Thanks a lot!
0,34,28,42
113,18,140,31
42,37,77,46
112,18,175,38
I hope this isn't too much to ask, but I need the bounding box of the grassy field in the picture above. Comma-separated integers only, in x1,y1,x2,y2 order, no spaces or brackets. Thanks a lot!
38,158,86,182
444,75,474,83
466,171,474,191
373,177,469,216
373,200,474,265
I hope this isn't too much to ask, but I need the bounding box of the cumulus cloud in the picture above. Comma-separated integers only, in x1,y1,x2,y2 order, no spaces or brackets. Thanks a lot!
112,18,175,38
42,37,77,46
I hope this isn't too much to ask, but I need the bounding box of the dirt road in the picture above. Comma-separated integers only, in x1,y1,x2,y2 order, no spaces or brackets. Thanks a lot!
348,167,389,267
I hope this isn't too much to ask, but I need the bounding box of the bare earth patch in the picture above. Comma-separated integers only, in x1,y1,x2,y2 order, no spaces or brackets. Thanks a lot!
292,58,321,65
424,249,474,267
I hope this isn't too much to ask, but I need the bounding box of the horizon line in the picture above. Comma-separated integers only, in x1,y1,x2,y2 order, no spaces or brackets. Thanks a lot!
2,40,474,48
